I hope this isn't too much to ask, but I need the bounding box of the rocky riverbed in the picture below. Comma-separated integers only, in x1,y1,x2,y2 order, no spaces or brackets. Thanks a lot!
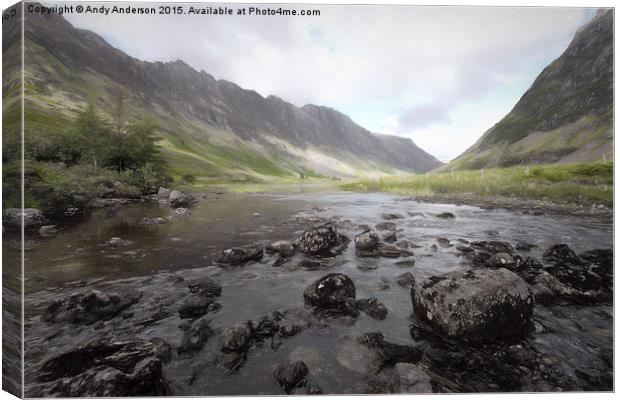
7,190,612,395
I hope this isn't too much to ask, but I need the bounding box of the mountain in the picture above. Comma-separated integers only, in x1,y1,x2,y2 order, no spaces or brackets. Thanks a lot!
448,9,613,170
3,8,441,181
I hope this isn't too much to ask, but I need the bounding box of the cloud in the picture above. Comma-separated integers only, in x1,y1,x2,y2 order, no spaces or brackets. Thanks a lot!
55,2,592,160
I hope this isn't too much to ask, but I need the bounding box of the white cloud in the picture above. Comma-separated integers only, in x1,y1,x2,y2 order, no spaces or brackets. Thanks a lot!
57,2,592,160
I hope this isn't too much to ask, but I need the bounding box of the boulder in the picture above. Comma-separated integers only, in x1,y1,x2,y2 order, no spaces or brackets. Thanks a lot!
397,272,416,288
389,363,433,393
213,243,263,266
303,273,358,317
357,244,413,259
382,231,398,243
169,190,194,208
36,339,170,396
39,225,58,238
42,290,141,326
157,187,171,199
178,318,214,354
265,240,296,258
355,229,381,251
543,244,585,265
294,223,349,256
356,298,388,320
411,268,533,343
3,208,47,228
471,240,514,254
273,361,309,394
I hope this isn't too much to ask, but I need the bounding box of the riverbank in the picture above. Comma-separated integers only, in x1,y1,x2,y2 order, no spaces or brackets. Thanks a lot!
341,163,613,216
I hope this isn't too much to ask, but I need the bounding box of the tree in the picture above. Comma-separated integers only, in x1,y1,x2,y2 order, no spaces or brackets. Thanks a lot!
127,118,161,167
108,89,131,172
73,104,111,171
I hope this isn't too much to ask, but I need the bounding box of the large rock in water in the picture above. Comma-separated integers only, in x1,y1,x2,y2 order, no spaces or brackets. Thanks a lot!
3,208,47,228
303,273,358,316
355,229,381,251
411,268,533,343
212,243,263,266
36,339,170,396
388,363,433,393
294,223,349,256
169,190,193,208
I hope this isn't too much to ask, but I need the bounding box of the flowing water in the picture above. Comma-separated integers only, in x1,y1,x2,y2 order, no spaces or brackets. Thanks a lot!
9,190,612,394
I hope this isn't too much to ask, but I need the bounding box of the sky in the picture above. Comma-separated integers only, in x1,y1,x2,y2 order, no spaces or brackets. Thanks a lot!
58,3,596,161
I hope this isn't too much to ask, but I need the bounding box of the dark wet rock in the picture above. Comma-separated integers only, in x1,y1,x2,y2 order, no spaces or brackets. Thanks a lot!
213,243,263,266
435,212,455,219
142,217,166,225
485,252,515,268
275,309,312,338
388,363,433,393
516,241,537,252
273,361,309,394
529,271,581,305
178,296,220,319
107,237,132,247
456,245,475,254
543,244,585,265
170,207,191,218
178,318,214,354
3,208,48,228
87,198,131,208
43,290,141,326
222,324,253,354
355,229,381,251
580,248,613,288
411,268,533,344
294,223,349,257
397,272,416,288
484,229,499,236
37,339,169,396
187,276,222,298
357,263,378,271
169,190,194,208
396,240,411,249
356,298,388,320
265,240,296,258
381,213,404,220
157,187,170,199
303,273,358,317
430,244,438,252
375,222,397,231
395,260,416,268
39,225,58,238
382,231,398,243
471,240,514,254
359,332,424,367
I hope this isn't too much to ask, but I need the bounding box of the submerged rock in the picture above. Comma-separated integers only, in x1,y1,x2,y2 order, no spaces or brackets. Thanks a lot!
471,240,514,254
397,272,416,288
389,363,433,393
359,332,424,367
382,231,398,243
303,273,358,317
294,223,349,257
381,213,404,220
157,187,171,199
222,324,253,354
37,339,170,396
108,237,132,247
411,268,533,343
3,208,47,228
356,298,388,320
187,276,222,298
43,290,141,326
375,222,397,231
213,243,263,266
170,207,191,218
142,217,166,225
88,198,131,208
178,296,220,319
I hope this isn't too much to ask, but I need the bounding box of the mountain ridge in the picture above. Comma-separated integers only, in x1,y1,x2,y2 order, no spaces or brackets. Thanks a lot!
10,9,442,180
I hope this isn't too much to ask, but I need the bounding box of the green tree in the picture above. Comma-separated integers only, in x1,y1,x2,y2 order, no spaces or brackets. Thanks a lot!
73,104,111,171
127,118,161,167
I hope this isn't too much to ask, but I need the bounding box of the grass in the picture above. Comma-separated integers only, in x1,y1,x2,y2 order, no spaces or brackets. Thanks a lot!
341,162,613,207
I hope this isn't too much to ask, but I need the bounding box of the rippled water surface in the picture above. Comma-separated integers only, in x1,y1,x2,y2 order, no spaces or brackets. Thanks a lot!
14,190,613,394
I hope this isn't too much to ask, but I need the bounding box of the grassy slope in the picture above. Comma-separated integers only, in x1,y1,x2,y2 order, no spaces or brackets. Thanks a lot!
342,163,613,206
